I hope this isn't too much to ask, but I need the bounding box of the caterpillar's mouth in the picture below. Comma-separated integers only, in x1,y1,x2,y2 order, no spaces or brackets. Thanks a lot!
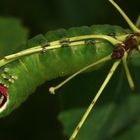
0,84,8,109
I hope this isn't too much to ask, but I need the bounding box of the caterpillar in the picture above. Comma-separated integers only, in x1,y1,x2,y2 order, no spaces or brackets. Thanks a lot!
0,0,140,139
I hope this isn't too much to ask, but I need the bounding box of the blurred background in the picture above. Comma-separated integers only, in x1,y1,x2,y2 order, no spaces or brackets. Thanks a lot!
0,0,139,35
0,0,140,140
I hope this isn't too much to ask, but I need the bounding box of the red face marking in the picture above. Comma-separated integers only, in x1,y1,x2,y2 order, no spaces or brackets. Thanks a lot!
0,84,8,108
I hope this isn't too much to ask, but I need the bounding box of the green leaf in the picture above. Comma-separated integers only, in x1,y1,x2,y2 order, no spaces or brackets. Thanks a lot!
58,63,140,140
0,17,28,58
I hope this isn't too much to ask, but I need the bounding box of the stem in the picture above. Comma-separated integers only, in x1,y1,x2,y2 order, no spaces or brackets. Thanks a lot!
108,0,140,33
138,45,140,51
49,55,112,94
69,34,121,44
0,34,122,67
122,52,135,90
69,60,121,140
135,15,140,28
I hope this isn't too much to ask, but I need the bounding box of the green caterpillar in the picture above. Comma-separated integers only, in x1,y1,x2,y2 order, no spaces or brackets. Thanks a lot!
0,25,124,117
0,0,140,139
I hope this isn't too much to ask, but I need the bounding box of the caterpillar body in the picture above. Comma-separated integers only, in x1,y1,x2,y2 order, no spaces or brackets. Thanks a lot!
0,0,140,139
0,25,128,117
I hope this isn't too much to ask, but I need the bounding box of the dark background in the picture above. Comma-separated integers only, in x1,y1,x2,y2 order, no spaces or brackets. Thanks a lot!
0,0,139,35
0,0,140,140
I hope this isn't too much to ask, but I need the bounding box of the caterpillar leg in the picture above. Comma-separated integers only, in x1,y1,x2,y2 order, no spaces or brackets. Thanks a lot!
69,60,121,140
122,52,135,90
108,0,140,33
49,54,112,94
